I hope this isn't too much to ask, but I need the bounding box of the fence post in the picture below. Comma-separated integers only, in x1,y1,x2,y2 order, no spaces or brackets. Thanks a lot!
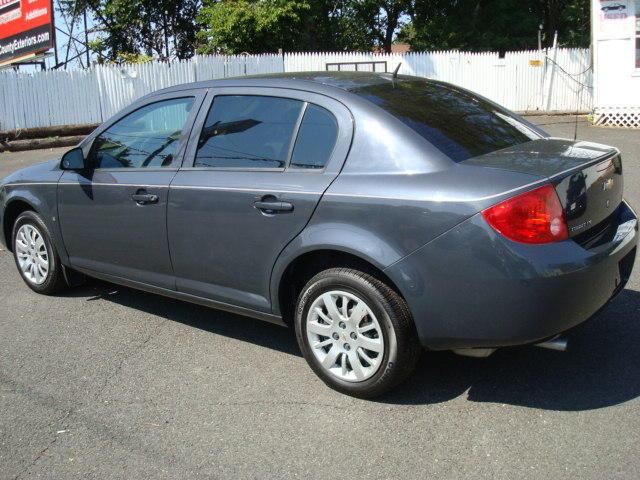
542,32,559,111
95,65,106,122
193,55,198,83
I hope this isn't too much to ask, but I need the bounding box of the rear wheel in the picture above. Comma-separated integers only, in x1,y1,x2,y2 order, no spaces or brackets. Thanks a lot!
12,211,67,295
294,268,420,398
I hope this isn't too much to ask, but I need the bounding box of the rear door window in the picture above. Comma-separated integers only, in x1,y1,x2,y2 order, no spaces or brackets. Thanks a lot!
289,104,339,170
194,95,303,169
352,81,542,162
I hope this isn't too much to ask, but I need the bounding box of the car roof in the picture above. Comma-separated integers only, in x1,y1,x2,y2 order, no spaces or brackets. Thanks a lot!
152,71,431,99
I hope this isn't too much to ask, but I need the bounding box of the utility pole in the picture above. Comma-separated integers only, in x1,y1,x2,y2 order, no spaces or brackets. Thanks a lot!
53,0,92,69
538,24,543,51
84,9,90,67
163,11,170,60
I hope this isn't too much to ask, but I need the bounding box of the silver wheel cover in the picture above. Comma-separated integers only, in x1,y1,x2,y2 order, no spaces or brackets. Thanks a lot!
306,290,385,382
15,224,50,286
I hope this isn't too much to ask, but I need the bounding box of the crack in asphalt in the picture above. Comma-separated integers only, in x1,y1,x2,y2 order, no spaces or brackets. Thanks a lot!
11,409,72,480
8,319,166,478
211,399,351,410
11,437,59,480
2,377,192,476
92,318,167,402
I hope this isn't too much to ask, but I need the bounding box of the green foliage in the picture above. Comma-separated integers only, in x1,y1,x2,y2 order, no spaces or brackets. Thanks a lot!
63,0,591,61
402,0,590,52
196,0,588,55
552,0,591,48
302,1,377,52
196,0,412,54
114,52,154,64
197,0,311,54
60,0,201,61
355,0,412,52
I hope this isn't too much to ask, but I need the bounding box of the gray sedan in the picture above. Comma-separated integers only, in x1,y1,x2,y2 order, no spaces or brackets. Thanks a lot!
1,72,637,397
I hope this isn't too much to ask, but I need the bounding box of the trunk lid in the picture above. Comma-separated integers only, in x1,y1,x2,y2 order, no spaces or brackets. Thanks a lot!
463,138,623,238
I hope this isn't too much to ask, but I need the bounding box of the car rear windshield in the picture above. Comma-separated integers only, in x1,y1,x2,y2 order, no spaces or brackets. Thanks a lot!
352,80,542,163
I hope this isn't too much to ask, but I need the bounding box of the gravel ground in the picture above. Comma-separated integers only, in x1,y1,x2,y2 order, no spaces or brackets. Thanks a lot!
0,116,639,479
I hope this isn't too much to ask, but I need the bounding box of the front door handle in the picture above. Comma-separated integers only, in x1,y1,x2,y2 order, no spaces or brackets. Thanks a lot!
254,200,294,213
132,191,159,205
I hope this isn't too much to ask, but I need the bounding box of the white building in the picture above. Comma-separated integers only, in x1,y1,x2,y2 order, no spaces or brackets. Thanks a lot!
592,0,640,126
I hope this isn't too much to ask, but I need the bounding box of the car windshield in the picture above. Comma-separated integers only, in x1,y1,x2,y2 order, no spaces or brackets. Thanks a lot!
352,80,542,162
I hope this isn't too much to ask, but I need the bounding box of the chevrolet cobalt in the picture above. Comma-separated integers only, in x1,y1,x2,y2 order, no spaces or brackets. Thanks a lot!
1,72,637,397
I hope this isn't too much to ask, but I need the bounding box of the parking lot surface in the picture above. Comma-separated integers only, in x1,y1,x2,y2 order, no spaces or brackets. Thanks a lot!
1,116,639,479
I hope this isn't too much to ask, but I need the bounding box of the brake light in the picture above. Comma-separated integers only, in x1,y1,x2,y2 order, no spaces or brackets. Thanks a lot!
482,184,568,244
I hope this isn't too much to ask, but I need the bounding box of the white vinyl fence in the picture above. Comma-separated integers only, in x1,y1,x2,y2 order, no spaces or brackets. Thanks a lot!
0,49,592,132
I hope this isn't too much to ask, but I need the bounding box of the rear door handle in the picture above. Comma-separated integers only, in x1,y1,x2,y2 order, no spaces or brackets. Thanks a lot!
254,201,294,213
132,191,159,205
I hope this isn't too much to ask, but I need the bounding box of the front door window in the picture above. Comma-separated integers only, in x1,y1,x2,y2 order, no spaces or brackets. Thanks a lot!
89,97,195,169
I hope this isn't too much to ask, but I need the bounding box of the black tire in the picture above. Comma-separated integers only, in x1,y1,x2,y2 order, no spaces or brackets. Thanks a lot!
12,211,67,295
294,268,421,398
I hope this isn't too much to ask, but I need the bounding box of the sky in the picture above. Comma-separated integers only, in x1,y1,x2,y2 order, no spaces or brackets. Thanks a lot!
48,4,96,70
9,4,97,72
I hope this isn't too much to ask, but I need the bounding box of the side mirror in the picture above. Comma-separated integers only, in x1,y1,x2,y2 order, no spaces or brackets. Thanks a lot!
60,147,88,170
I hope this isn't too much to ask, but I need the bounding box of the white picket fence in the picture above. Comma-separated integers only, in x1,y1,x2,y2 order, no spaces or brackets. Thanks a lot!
0,49,592,132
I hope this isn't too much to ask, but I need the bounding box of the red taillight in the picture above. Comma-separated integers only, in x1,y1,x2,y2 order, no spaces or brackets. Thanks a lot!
482,184,569,244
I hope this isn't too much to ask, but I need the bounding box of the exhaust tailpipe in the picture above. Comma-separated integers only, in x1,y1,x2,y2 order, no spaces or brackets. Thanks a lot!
535,336,568,352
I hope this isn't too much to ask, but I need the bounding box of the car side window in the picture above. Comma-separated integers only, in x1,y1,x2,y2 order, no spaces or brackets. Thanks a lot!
289,104,338,170
194,95,303,169
89,97,194,169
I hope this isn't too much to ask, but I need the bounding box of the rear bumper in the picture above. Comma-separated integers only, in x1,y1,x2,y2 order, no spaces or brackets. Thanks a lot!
385,201,638,350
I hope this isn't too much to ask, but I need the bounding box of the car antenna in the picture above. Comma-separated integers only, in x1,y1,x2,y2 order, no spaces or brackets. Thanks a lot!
392,63,402,79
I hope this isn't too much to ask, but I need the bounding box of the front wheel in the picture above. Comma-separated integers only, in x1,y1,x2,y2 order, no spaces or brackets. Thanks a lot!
294,268,421,398
12,211,67,295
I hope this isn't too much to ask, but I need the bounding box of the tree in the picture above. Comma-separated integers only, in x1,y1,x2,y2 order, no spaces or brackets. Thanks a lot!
196,0,413,54
63,0,415,59
300,1,377,52
62,0,590,62
401,0,590,52
313,0,413,53
59,0,202,62
541,0,590,48
196,0,311,54
354,0,412,52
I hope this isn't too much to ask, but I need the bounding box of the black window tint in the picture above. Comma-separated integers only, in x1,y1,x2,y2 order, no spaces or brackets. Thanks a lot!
195,95,303,169
90,97,194,169
290,104,338,169
353,81,541,162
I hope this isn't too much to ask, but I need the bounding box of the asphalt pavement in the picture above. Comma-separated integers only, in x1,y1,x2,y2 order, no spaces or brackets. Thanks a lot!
1,116,639,479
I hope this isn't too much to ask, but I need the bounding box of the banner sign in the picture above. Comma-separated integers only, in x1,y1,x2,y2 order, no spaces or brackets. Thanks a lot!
0,0,54,65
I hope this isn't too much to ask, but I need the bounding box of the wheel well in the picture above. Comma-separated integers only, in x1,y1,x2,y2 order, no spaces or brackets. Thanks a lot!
3,200,34,252
277,250,404,326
